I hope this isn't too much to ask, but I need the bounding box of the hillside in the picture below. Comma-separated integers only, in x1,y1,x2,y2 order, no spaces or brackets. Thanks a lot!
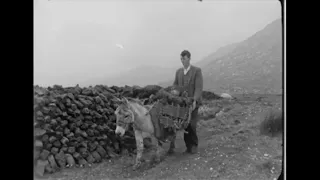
160,18,283,94
194,42,240,68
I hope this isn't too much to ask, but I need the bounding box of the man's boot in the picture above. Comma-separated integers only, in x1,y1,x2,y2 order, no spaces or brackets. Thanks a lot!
184,146,197,154
190,146,198,154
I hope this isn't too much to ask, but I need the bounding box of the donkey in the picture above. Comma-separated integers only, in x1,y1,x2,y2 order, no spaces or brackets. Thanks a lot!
114,97,177,170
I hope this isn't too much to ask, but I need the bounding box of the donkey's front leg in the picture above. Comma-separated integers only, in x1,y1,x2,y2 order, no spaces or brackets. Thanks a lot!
133,130,144,170
167,133,177,155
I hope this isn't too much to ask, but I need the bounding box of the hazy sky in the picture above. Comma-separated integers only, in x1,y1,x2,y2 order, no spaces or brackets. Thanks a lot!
34,0,281,87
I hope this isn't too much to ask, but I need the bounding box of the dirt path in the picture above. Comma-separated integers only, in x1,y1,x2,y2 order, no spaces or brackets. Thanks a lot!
36,95,283,180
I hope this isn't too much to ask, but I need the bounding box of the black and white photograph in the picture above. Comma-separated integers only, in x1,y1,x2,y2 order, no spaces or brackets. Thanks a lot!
34,0,285,179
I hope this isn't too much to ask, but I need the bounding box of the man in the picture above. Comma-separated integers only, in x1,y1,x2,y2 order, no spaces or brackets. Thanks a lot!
172,50,203,154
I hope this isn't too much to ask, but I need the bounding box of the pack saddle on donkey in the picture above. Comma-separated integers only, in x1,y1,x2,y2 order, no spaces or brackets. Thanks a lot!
114,86,194,170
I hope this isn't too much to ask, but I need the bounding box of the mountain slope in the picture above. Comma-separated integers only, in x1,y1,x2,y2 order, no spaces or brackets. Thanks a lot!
202,18,282,94
194,42,240,68
160,18,283,94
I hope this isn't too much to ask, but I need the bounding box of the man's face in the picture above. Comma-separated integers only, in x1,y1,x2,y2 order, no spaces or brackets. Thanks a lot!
181,55,190,69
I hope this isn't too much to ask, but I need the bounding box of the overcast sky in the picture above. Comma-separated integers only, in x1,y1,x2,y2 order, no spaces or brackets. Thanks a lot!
34,0,281,87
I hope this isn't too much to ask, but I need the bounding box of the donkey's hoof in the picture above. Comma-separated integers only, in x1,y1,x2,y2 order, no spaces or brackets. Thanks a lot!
155,157,161,163
132,162,142,170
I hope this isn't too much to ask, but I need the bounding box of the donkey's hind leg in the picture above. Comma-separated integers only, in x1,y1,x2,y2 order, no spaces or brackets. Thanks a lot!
133,130,144,170
151,135,161,163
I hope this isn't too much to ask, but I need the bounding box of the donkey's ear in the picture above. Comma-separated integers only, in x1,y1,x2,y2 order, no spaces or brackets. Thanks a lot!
142,98,148,105
145,101,157,114
120,97,130,108
151,101,158,109
123,97,130,104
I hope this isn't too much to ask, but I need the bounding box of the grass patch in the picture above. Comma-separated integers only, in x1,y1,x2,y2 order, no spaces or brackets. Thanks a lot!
259,109,283,137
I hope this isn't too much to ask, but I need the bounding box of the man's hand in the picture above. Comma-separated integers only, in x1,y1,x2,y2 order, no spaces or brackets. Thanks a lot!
192,100,196,111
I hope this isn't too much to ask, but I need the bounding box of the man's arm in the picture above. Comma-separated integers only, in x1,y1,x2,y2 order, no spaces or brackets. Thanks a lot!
193,68,203,101
173,69,179,86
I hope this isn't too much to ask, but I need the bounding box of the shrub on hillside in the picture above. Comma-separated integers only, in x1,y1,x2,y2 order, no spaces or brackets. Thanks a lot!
198,101,222,120
259,108,283,137
202,91,222,100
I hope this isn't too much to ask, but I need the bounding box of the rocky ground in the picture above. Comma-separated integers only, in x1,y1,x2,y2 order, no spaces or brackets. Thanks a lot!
35,94,283,180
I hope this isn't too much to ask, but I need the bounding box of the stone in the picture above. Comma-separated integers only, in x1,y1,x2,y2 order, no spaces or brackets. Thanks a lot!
42,107,50,114
45,163,53,173
36,111,44,117
96,145,107,158
64,128,70,135
48,155,58,171
34,149,41,160
74,100,84,109
61,120,68,127
55,151,66,168
78,158,88,166
51,147,59,155
71,104,77,111
67,93,75,100
45,143,52,150
88,142,97,152
39,149,50,160
53,140,61,148
73,152,81,160
61,137,69,145
67,132,74,138
86,154,95,164
91,151,101,162
67,146,76,154
35,140,43,148
35,160,49,176
60,146,68,152
65,154,75,167
62,112,68,117
44,116,51,122
35,128,46,137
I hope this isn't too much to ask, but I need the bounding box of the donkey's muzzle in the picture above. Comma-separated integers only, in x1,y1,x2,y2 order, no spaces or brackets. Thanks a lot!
115,126,125,137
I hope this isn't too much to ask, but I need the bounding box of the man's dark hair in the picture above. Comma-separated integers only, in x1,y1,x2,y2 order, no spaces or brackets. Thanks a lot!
180,50,191,58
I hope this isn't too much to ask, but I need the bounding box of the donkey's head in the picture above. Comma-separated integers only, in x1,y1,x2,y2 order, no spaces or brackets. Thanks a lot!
114,98,134,136
114,97,156,136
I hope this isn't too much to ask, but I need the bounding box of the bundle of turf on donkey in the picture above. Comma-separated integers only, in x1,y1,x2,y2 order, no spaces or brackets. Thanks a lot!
114,86,193,170
148,86,194,141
